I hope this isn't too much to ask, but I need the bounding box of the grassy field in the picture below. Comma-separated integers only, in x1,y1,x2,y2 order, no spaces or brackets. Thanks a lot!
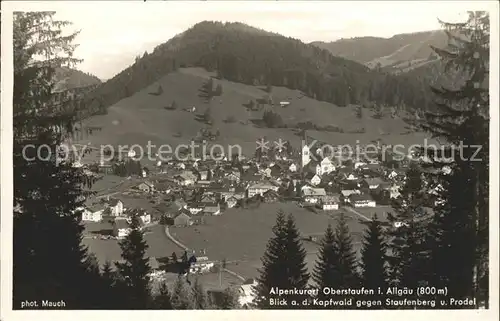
169,202,369,279
83,224,181,266
76,67,434,157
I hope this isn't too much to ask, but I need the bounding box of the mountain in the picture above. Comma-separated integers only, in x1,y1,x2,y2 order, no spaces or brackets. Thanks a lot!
80,21,435,119
311,30,448,73
52,67,101,92
76,67,432,162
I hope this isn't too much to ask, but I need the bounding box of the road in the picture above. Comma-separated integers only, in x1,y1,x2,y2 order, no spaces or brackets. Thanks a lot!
343,206,372,222
163,225,247,281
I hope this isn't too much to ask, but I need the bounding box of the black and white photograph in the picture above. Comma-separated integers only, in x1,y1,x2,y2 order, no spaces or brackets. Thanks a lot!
1,0,498,318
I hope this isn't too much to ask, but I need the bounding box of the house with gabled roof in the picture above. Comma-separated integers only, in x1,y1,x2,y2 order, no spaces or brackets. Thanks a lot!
318,194,340,211
80,204,104,222
173,212,193,227
302,187,326,204
349,194,376,208
107,198,124,216
137,181,155,193
247,182,279,198
113,217,131,238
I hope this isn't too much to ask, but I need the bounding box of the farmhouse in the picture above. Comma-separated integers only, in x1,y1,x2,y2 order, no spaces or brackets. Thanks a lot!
225,170,241,183
361,178,385,190
137,181,155,193
187,203,204,215
80,205,103,222
203,203,221,216
107,198,124,216
174,171,197,186
302,187,327,204
263,189,280,203
349,194,376,208
127,208,152,225
226,196,239,208
173,212,193,227
318,195,340,211
113,218,131,238
247,182,278,198
318,157,336,176
304,172,321,186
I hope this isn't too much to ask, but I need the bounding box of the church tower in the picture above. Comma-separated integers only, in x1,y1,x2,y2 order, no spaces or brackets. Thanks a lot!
301,130,310,168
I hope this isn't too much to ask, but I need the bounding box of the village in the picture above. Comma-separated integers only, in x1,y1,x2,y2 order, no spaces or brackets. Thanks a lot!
73,136,425,306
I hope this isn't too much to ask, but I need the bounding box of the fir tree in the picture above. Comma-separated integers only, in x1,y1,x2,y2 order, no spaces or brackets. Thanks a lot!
191,277,209,309
13,12,107,309
198,78,214,103
154,282,173,309
116,214,151,309
212,287,241,309
253,211,309,309
386,162,431,297
333,213,359,290
419,11,489,307
312,224,338,301
170,277,194,309
359,215,389,308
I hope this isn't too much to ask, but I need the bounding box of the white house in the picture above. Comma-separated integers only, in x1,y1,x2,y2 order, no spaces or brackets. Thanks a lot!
239,279,258,307
289,163,297,172
126,209,151,225
354,161,368,170
80,205,103,222
318,195,340,211
127,149,136,158
247,182,279,198
341,189,361,200
302,188,327,204
349,194,376,208
226,196,239,209
187,203,204,215
319,157,336,176
113,218,131,238
279,101,290,107
310,174,321,186
108,199,124,216
174,171,197,186
137,181,155,193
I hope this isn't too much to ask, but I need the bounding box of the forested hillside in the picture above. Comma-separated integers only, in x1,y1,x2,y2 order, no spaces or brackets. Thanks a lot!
81,21,437,118
53,67,101,92
311,30,447,72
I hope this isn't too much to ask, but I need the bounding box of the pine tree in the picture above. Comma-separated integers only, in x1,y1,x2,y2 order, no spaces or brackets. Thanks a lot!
419,12,489,307
360,215,389,308
170,277,194,309
333,213,359,289
198,78,214,103
386,163,431,299
253,211,310,309
212,287,241,309
312,224,338,301
191,277,209,309
154,282,173,309
13,12,107,309
116,214,151,309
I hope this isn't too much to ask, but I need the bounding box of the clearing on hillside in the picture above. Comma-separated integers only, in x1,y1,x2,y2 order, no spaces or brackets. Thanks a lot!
78,68,432,157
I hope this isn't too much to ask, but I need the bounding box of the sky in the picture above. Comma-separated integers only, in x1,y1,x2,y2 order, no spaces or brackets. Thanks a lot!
11,1,491,80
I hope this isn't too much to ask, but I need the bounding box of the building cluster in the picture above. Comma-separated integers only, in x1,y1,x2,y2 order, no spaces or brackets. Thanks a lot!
78,137,411,236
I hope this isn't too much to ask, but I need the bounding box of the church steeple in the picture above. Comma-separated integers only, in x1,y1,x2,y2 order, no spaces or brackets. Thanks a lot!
301,130,310,168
